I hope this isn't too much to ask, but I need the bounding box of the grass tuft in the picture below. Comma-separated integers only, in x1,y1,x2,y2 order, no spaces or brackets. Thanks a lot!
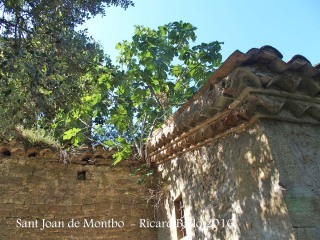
15,125,61,150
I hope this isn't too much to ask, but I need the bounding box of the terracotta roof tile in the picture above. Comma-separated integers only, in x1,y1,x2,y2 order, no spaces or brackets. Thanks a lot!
0,140,120,166
148,45,320,165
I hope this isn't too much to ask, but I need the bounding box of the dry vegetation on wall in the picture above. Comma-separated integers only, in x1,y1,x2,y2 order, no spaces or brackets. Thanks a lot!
146,177,170,218
2,125,160,189
14,125,61,150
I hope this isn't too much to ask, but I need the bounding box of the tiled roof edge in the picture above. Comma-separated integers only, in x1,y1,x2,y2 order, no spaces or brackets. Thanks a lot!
151,46,320,136
148,46,320,164
0,142,119,166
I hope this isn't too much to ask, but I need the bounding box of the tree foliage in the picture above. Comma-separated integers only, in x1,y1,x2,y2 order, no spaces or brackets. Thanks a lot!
0,0,222,164
62,21,223,162
0,0,133,138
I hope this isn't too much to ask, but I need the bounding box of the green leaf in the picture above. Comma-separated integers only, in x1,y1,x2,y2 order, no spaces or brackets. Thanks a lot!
63,128,81,140
39,87,52,95
103,139,116,147
112,138,131,165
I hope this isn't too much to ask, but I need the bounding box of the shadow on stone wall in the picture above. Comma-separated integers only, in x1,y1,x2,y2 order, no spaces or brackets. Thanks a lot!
157,122,296,240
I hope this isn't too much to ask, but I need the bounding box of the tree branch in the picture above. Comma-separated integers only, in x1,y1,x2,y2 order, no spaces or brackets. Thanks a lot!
0,18,33,34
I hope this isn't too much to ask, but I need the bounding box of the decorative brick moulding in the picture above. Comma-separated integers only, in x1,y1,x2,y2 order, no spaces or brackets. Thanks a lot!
147,45,320,165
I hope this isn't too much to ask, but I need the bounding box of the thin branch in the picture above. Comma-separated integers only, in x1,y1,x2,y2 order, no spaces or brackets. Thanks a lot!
0,18,33,34
138,113,147,160
175,61,202,84
145,83,165,111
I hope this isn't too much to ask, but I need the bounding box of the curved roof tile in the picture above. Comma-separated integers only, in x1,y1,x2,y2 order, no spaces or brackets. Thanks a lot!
148,46,320,164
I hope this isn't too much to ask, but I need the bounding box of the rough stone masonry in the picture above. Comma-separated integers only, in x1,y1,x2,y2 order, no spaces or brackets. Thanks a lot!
0,144,157,240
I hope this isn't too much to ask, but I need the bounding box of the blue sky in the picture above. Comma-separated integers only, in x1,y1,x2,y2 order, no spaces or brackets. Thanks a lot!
80,0,320,65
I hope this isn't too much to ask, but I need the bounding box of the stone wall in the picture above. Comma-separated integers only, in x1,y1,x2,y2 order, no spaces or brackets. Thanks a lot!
0,154,157,240
148,46,320,240
156,121,296,240
262,121,320,239
156,120,320,240
1,46,319,240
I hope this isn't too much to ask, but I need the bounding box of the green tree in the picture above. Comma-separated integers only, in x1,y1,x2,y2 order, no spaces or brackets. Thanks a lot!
63,21,223,163
0,0,133,139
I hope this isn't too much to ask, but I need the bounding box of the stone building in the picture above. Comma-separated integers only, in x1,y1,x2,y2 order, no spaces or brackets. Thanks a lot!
1,46,319,240
0,144,157,239
148,46,320,240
